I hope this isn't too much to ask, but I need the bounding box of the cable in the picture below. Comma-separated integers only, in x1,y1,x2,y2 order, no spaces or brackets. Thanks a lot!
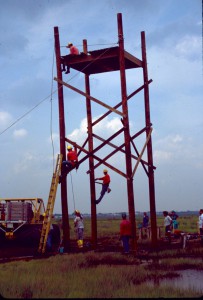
70,172,76,211
61,42,118,47
50,48,55,173
0,42,118,137
63,43,117,84
0,94,54,136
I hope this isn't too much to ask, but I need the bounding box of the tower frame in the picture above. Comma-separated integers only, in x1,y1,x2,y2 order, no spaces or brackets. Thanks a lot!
54,13,157,251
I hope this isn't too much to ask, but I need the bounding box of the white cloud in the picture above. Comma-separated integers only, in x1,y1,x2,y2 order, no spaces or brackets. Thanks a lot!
154,150,173,163
175,35,201,59
13,152,35,173
155,134,183,149
13,128,27,139
106,117,123,131
0,0,202,213
172,134,183,143
153,134,184,164
0,111,13,131
67,116,124,145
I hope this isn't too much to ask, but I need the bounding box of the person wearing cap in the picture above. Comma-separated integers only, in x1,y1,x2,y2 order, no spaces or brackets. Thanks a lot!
120,213,131,254
163,211,173,243
74,210,84,248
61,42,79,74
95,169,111,204
59,144,78,183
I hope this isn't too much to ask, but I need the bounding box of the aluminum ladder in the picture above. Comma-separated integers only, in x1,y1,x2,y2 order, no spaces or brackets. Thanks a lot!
38,154,63,254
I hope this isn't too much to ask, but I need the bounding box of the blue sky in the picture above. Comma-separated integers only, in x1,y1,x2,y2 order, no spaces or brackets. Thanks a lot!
0,0,202,215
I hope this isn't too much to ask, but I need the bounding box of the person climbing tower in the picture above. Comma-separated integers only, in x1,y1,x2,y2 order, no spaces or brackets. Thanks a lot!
59,144,79,183
95,169,111,205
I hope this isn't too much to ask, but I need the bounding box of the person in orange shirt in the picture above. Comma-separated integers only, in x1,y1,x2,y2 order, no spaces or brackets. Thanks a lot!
95,169,111,204
59,145,78,183
61,42,79,74
120,213,132,254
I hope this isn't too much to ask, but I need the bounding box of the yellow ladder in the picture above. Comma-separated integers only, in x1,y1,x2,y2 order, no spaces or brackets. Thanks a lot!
38,154,63,254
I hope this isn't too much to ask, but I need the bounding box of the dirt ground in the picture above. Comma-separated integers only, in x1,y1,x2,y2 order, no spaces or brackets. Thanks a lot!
0,234,202,263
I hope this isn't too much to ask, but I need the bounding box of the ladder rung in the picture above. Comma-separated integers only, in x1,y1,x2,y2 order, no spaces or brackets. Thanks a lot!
38,153,62,254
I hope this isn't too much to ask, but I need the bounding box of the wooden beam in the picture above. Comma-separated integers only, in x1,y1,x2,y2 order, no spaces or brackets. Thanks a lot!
92,79,152,127
54,77,124,117
132,127,153,178
65,138,127,179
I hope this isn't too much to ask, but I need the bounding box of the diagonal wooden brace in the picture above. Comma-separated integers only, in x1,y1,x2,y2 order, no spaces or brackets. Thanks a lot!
132,127,153,178
54,77,124,117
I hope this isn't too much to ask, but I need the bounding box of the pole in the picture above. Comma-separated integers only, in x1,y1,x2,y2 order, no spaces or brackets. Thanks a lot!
54,26,70,251
83,39,97,249
141,31,157,249
117,13,137,251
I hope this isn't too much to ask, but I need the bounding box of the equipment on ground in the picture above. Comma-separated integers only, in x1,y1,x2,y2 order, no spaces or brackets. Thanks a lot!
0,197,46,243
0,197,60,250
0,154,62,253
77,239,83,248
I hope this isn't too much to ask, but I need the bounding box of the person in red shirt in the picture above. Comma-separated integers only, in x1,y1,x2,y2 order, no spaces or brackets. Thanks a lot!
59,145,78,183
61,42,79,74
120,213,132,254
95,169,111,204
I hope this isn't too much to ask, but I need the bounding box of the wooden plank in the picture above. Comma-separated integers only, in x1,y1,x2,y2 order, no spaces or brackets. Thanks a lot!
54,77,124,117
132,128,153,178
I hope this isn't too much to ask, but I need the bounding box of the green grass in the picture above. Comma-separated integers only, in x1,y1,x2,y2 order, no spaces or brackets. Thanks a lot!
63,214,199,240
0,252,202,298
0,214,202,298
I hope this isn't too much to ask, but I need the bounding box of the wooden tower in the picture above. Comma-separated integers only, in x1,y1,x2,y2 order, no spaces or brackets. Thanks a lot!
54,13,157,252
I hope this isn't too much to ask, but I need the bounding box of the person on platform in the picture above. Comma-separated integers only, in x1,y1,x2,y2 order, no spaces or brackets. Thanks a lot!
61,42,79,74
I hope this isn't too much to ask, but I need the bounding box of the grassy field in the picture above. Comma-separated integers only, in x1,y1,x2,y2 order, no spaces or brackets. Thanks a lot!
0,249,203,298
0,213,202,298
65,212,200,242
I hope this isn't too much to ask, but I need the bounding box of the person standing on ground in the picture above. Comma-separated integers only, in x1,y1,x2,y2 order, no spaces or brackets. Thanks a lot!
142,211,149,237
170,210,179,230
61,42,79,74
120,213,132,254
74,210,84,248
198,209,203,235
142,212,149,228
95,169,111,204
163,211,173,243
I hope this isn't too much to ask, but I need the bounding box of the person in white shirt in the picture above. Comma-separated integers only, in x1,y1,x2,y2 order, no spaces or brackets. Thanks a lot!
74,210,84,248
163,211,173,242
198,209,203,235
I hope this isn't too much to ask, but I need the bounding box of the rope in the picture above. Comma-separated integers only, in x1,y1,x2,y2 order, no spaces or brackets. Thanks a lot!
50,48,55,172
61,42,118,47
0,42,118,137
70,172,76,211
